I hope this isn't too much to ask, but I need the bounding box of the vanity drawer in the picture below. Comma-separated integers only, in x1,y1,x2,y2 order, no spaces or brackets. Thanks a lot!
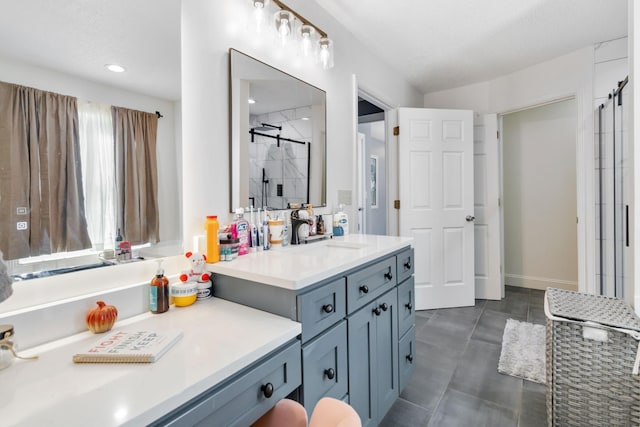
298,277,346,342
156,340,302,427
398,326,416,393
397,276,415,337
346,256,396,314
301,321,348,412
396,248,414,285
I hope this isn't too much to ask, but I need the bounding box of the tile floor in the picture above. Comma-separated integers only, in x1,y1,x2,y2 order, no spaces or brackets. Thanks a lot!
380,285,547,427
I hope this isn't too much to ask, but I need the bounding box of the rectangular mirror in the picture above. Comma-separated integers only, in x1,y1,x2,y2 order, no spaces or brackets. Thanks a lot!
230,49,326,211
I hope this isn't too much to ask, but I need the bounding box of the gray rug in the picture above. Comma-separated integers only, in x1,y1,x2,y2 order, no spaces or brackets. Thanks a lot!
498,318,546,384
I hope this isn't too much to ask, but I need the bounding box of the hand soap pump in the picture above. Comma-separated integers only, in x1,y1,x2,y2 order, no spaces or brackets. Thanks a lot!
150,259,170,314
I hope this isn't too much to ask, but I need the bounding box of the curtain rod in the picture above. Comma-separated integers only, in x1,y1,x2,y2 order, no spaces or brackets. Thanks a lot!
155,111,163,119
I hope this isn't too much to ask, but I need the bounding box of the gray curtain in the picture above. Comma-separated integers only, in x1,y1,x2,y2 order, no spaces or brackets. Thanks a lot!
112,106,159,245
0,81,91,260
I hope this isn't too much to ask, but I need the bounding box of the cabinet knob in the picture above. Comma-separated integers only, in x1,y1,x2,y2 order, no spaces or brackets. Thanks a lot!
384,271,393,281
405,302,413,311
324,368,335,380
373,307,382,316
261,383,274,398
406,354,414,363
359,285,369,294
380,302,389,312
404,261,412,270
322,304,334,314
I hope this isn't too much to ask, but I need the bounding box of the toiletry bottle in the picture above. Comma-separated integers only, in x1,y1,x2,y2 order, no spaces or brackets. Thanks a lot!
308,204,316,236
317,215,325,235
115,228,123,260
262,207,270,250
150,260,169,314
205,215,220,263
281,210,289,247
249,206,258,252
256,207,263,250
334,204,349,235
235,208,250,255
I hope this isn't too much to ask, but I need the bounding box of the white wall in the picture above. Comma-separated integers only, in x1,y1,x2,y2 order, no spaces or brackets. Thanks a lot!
181,0,423,243
502,99,579,290
0,57,182,247
424,47,595,295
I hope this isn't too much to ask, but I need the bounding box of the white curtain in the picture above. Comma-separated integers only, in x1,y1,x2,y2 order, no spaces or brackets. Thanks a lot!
78,102,116,251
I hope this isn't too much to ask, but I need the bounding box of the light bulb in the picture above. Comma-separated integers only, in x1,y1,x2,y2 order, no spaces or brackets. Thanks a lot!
253,1,265,33
279,18,290,43
319,45,330,69
301,33,311,56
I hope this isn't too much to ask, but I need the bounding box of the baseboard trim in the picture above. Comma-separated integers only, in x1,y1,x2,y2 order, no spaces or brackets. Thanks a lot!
504,274,578,291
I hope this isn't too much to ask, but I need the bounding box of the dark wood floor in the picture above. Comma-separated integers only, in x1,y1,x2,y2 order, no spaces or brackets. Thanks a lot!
380,286,547,427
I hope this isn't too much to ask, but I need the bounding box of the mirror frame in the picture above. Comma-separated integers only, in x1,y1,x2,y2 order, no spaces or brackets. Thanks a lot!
229,48,327,212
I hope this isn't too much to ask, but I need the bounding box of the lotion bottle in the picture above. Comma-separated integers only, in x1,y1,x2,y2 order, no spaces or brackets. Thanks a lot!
235,208,250,255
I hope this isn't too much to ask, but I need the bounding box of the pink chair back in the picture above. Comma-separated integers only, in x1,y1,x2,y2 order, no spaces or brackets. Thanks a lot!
251,399,308,427
309,397,361,427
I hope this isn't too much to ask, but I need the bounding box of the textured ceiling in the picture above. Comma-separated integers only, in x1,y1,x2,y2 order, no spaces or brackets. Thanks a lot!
0,1,628,101
317,0,628,93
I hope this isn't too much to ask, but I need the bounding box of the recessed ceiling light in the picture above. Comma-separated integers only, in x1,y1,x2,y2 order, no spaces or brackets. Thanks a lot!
248,98,256,104
105,64,126,73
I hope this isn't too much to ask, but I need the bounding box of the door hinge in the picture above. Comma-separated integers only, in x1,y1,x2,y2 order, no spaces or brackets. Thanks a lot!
394,200,400,209
393,126,399,136
497,130,499,139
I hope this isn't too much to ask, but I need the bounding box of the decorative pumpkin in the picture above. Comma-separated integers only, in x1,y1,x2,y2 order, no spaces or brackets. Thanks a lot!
85,301,118,333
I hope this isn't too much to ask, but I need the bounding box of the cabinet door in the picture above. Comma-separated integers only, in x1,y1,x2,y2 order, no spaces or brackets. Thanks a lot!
347,300,377,427
396,248,415,285
298,277,346,343
302,321,348,413
399,325,416,392
375,288,399,419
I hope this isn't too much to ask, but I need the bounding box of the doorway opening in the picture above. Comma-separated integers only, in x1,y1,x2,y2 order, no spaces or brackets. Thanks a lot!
357,95,388,235
500,98,579,292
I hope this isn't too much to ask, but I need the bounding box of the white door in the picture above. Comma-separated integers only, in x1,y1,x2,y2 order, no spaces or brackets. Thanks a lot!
398,108,475,310
473,113,502,300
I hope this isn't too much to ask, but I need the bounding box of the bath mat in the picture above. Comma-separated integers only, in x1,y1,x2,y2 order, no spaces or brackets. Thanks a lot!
498,318,546,384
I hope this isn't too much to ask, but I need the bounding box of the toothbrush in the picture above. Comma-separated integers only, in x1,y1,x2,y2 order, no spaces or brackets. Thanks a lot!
262,207,270,250
249,205,258,252
257,207,263,250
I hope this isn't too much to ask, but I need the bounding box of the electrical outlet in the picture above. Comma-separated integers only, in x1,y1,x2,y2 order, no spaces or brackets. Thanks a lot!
16,207,27,215
16,221,28,231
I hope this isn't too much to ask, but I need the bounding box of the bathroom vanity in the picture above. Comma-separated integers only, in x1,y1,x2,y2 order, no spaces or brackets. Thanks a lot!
209,234,416,427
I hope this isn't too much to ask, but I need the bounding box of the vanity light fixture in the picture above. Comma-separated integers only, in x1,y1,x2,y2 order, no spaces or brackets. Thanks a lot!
105,64,126,73
249,0,334,69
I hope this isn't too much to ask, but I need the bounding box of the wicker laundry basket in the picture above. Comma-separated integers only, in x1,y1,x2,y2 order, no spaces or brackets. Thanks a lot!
545,288,640,426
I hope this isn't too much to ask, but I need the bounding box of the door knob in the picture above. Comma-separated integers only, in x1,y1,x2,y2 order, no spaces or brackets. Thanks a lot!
466,215,475,222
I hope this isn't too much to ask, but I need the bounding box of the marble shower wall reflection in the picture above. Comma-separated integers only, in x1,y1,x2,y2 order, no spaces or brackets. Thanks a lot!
249,106,312,209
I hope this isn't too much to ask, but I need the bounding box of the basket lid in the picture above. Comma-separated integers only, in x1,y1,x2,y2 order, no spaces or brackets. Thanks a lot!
546,288,640,331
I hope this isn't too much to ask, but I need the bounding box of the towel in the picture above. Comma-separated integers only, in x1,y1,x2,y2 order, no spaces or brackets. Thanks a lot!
0,250,13,304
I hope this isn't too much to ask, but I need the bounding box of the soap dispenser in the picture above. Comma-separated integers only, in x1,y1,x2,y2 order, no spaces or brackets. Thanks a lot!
150,259,169,314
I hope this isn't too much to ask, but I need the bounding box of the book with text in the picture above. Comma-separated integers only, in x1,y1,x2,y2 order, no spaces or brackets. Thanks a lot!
73,329,183,363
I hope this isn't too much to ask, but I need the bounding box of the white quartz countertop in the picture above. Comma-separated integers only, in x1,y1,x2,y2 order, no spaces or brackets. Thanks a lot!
207,234,413,290
0,298,301,427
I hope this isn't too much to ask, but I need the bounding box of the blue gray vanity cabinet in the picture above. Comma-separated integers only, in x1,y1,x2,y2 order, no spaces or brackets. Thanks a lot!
150,339,301,427
347,288,399,427
212,245,415,425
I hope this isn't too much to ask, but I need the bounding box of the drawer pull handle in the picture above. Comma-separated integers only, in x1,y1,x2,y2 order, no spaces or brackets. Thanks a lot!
404,261,412,270
405,302,413,311
322,304,334,314
380,302,389,312
373,307,382,316
406,354,414,363
359,285,369,294
261,383,274,398
384,271,393,281
324,368,335,380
